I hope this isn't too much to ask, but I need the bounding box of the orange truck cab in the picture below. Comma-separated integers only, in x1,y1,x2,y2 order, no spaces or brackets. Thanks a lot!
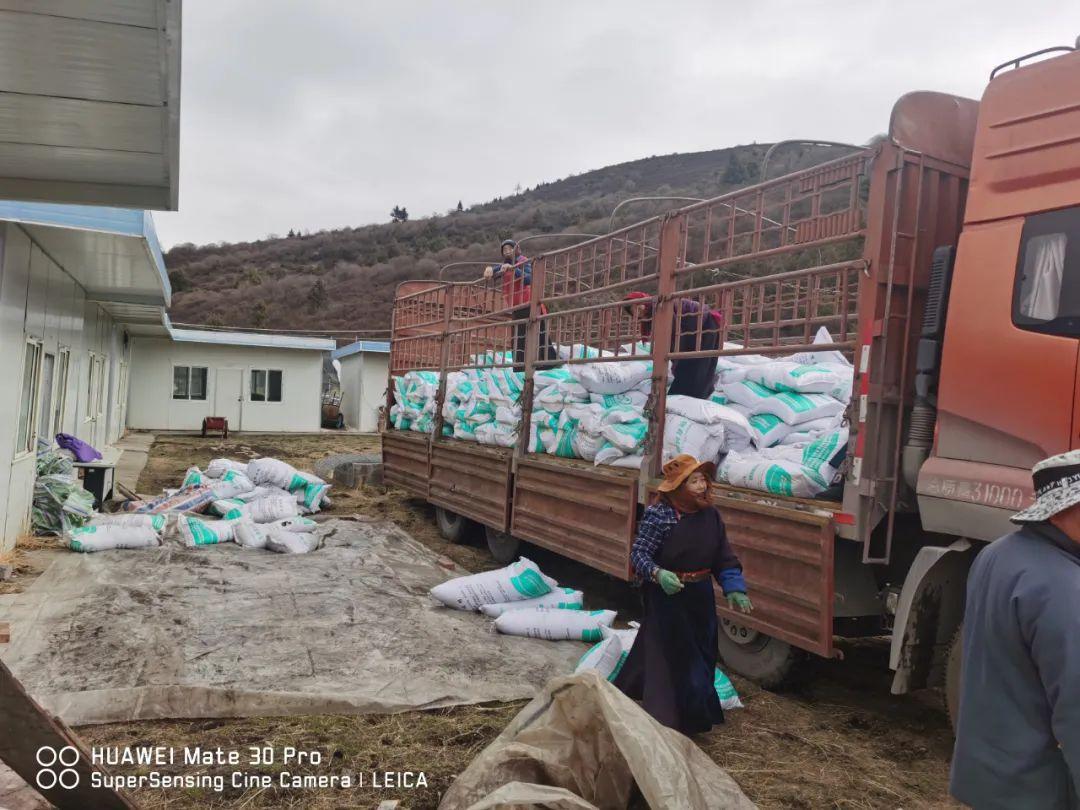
887,46,1080,704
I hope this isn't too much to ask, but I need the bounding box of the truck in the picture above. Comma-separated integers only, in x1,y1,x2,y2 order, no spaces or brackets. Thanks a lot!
381,44,1080,719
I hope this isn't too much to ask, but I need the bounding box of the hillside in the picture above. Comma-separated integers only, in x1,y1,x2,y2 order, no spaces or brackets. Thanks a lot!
164,143,853,334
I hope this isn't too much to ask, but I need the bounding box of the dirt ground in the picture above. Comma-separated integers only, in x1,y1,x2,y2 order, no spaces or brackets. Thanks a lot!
24,433,956,808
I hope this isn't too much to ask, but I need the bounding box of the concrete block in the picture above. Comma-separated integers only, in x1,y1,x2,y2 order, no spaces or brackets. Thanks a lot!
314,453,380,482
333,461,383,489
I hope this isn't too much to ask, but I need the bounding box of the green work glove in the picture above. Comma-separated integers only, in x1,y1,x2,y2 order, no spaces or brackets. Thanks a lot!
726,592,753,613
656,569,684,596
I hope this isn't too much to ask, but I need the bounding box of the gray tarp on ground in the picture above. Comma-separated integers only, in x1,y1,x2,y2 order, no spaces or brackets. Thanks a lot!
439,671,756,810
0,518,583,726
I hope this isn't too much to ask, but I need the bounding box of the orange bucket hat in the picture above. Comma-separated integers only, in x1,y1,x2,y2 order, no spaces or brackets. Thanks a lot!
656,454,716,493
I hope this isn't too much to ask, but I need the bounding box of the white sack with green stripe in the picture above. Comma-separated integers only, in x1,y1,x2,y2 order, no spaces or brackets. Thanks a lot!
495,608,617,642
66,522,164,552
479,587,585,618
429,556,559,611
718,450,829,498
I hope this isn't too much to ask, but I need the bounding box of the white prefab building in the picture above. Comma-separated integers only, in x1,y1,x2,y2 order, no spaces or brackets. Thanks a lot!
332,340,389,433
0,202,172,550
127,330,333,432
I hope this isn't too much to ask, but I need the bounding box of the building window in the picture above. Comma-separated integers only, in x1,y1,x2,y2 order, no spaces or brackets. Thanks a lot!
173,366,208,400
86,351,98,421
38,352,56,444
54,347,70,435
251,369,283,402
1013,205,1080,335
17,340,43,455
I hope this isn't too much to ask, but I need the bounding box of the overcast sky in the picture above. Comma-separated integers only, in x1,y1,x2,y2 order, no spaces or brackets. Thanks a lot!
153,0,1080,248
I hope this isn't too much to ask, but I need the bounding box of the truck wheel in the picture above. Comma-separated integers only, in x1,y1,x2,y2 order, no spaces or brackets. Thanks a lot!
717,618,804,689
945,625,963,731
335,413,345,429
484,526,520,564
434,507,472,543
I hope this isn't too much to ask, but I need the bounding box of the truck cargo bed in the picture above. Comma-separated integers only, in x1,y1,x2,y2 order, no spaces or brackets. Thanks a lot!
429,438,514,532
512,455,639,580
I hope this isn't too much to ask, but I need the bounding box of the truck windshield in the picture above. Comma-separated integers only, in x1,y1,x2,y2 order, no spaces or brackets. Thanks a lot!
1013,205,1080,336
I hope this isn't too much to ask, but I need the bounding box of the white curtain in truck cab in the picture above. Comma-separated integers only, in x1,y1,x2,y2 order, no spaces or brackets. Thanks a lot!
1018,232,1066,322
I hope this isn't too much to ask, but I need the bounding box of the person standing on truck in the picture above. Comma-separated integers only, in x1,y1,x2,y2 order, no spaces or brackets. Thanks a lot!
614,454,752,735
483,240,554,368
950,450,1080,809
623,292,721,399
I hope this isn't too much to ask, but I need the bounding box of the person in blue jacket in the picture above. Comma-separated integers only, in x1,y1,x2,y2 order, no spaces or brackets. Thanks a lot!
614,454,752,735
950,449,1080,809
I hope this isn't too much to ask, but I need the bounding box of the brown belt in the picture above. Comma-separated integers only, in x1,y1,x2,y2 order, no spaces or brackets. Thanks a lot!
674,568,711,583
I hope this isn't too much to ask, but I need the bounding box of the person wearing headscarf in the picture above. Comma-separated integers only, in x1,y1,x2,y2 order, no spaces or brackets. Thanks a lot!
614,454,752,735
623,292,721,399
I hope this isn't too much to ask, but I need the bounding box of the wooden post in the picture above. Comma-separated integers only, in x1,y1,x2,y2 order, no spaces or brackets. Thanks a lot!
0,658,139,809
640,213,684,485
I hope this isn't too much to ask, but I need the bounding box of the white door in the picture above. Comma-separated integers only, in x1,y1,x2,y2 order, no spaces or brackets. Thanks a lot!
215,368,243,430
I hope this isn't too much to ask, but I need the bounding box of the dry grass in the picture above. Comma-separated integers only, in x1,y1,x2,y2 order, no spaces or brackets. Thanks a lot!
77,704,523,809
61,433,957,808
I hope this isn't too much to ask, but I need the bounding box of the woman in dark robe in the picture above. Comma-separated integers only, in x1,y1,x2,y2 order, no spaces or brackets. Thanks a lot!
622,292,721,399
614,454,753,735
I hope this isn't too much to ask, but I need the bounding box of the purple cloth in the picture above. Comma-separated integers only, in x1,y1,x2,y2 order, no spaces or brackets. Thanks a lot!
55,433,102,463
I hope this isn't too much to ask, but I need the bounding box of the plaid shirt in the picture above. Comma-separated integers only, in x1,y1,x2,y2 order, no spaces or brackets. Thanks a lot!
630,502,747,594
630,503,679,583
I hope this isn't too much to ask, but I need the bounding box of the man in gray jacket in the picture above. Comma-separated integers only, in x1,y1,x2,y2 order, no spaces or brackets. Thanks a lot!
950,450,1080,809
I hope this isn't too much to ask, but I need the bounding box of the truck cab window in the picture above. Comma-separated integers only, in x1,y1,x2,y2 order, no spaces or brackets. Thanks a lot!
1013,205,1080,335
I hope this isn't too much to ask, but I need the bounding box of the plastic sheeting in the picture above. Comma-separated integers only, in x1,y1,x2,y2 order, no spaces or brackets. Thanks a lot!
0,519,582,726
439,671,756,810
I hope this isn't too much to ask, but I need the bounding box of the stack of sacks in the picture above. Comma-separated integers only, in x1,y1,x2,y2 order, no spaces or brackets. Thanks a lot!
199,456,331,515
390,371,440,433
442,367,524,447
719,426,849,497
531,358,664,468
711,327,853,498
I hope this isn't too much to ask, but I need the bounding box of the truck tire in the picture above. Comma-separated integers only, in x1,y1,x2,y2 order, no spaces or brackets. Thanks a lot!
484,526,520,564
434,507,472,543
945,624,963,731
716,618,804,689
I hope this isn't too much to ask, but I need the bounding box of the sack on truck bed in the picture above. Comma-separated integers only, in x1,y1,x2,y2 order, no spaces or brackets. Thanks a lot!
479,587,584,618
753,390,845,426
429,557,558,611
666,395,754,453
664,414,725,465
791,326,850,366
494,608,617,642
719,451,828,498
745,361,854,402
67,524,161,553
747,413,793,448
573,360,654,395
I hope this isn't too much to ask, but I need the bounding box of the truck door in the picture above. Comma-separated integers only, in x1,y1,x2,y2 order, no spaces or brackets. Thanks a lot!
937,207,1080,469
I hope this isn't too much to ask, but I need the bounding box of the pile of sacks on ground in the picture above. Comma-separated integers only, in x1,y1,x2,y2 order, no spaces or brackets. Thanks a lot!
428,556,742,710
64,456,331,555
